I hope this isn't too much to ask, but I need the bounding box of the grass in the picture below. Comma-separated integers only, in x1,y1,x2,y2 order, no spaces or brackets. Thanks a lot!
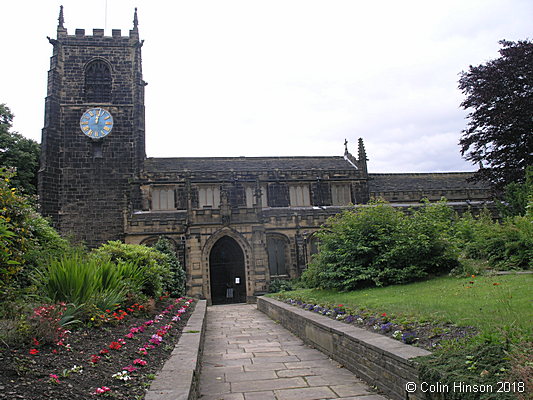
271,274,533,399
271,274,532,336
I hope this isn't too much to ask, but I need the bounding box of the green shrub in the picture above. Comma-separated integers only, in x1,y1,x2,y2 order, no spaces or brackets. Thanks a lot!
455,209,532,271
0,168,72,294
91,241,171,298
301,200,459,290
34,254,128,320
153,237,186,297
268,278,295,293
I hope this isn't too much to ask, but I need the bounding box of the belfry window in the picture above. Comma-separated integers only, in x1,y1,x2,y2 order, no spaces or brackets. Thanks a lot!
85,60,112,103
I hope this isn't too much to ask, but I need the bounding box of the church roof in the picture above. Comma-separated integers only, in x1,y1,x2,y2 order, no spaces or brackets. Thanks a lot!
144,156,359,173
368,172,488,192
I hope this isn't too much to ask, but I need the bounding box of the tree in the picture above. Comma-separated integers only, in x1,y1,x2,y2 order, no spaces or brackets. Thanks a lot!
0,104,40,195
458,40,533,190
154,237,186,297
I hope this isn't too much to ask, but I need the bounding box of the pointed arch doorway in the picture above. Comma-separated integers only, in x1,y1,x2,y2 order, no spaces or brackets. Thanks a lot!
209,236,247,304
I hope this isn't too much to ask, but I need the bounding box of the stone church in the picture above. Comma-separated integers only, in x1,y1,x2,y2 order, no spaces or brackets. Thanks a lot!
38,8,491,304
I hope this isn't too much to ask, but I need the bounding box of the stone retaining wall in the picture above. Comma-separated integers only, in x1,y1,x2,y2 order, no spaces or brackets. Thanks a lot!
258,296,430,400
145,299,207,400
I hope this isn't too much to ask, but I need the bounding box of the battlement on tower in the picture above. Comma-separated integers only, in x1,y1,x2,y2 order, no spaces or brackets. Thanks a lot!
56,28,140,41
54,5,140,42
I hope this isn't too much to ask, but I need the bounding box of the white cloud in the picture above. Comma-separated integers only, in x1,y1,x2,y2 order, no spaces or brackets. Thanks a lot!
1,0,531,173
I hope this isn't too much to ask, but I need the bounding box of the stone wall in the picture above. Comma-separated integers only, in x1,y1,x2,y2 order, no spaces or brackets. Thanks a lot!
258,296,430,400
39,25,145,248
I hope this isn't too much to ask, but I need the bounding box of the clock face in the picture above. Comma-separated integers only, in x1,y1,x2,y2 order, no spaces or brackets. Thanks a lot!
80,108,114,139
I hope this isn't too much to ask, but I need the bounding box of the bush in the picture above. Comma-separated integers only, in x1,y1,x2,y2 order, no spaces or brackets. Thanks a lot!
0,168,71,293
301,200,459,290
268,278,295,293
454,210,532,271
91,241,171,299
34,254,134,321
153,237,186,297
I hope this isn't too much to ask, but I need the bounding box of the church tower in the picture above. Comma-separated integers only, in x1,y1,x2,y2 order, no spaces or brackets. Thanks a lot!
38,6,146,247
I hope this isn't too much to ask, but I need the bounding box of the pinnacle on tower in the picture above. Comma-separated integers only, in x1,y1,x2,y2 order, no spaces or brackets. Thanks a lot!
133,7,139,30
58,5,64,28
358,138,367,162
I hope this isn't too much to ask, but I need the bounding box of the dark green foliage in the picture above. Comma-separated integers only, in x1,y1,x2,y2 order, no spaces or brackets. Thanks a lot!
301,200,459,290
417,336,519,400
91,241,171,298
496,166,533,217
154,237,186,297
0,104,40,195
454,210,532,271
0,168,71,293
458,40,533,189
34,254,132,321
268,278,295,293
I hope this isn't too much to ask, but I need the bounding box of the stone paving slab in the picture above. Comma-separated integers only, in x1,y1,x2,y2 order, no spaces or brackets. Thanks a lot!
198,304,389,400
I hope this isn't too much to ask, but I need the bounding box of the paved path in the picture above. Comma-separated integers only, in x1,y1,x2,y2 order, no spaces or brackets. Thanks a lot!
199,304,389,400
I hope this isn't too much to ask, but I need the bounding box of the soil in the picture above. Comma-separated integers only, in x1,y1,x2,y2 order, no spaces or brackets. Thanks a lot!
0,297,196,400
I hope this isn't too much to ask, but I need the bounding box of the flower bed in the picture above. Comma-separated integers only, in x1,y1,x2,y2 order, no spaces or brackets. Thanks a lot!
0,297,196,400
275,296,476,350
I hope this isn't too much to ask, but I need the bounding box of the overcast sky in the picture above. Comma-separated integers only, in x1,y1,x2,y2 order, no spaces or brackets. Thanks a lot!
2,0,531,172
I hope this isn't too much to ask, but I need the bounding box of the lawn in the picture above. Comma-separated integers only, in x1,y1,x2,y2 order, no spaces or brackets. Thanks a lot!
273,274,532,336
271,274,532,399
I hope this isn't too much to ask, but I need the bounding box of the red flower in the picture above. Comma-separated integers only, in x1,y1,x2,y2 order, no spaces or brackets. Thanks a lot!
89,354,101,364
109,341,122,350
381,313,387,317
99,348,109,355
32,338,40,346
29,348,39,355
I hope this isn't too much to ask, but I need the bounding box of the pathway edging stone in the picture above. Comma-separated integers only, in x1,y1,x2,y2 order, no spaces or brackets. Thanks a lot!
258,296,430,400
145,299,207,400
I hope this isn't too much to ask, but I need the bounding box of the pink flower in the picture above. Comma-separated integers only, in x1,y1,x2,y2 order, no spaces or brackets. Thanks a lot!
149,334,163,345
138,347,148,355
94,386,111,394
49,374,60,384
133,358,147,366
29,348,39,355
125,333,135,339
172,315,181,322
129,327,140,334
123,365,138,373
144,320,154,326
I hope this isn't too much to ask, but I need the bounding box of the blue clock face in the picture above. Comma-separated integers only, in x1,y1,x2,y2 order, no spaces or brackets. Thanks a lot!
80,108,114,139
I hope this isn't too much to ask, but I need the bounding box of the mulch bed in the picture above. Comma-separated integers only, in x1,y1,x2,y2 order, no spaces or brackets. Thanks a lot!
0,297,196,400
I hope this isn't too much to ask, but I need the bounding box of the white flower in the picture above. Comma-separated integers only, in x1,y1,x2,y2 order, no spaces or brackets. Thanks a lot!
392,330,402,340
112,371,131,381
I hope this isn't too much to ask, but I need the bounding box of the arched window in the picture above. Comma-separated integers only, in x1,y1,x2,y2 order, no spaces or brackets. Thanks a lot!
85,60,112,103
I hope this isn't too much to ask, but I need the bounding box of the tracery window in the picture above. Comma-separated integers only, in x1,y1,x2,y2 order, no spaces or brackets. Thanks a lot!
85,60,112,103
